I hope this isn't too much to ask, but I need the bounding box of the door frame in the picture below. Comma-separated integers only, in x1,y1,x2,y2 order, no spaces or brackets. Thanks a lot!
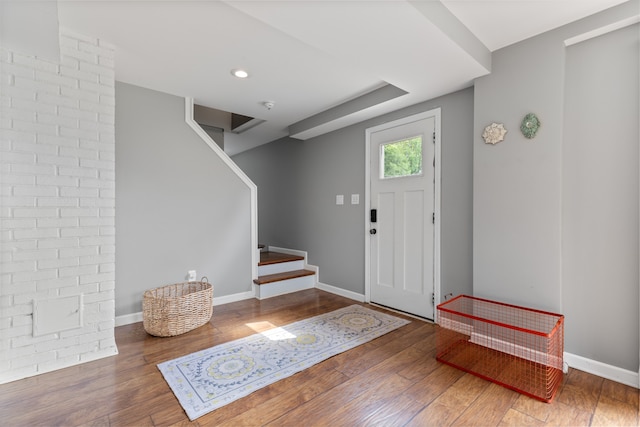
364,108,442,321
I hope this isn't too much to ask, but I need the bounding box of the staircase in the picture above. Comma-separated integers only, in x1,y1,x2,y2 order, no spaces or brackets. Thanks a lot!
253,247,318,299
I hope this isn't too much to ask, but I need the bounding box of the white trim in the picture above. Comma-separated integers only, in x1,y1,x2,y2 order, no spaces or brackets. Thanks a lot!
364,108,442,321
259,260,306,276
432,108,442,321
115,312,143,327
565,352,639,389
0,347,119,385
316,282,365,302
184,98,258,283
469,333,563,370
564,15,640,47
254,276,316,300
115,291,256,327
438,319,562,370
267,245,320,276
268,246,307,258
364,134,372,304
438,318,639,389
213,291,255,306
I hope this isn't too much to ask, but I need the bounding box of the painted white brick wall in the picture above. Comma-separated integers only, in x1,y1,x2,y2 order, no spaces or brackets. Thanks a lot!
0,28,118,384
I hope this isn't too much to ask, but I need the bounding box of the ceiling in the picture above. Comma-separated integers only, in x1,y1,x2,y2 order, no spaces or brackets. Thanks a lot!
57,0,628,155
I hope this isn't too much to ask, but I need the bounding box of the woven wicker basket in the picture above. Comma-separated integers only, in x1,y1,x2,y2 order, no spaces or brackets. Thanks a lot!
143,278,213,337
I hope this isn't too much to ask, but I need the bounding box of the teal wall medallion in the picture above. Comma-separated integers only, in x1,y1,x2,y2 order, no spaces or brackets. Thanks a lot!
520,113,540,139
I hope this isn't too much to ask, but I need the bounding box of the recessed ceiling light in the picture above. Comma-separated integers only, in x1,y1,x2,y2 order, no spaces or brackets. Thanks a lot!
231,69,249,79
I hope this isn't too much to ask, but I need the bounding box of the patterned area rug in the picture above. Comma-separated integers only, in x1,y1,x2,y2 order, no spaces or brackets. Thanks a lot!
158,304,410,420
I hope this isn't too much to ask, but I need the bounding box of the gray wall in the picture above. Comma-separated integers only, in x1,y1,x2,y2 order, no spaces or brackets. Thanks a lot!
562,23,639,371
234,87,474,300
115,82,253,316
473,0,639,372
473,30,565,313
228,137,299,253
235,0,640,375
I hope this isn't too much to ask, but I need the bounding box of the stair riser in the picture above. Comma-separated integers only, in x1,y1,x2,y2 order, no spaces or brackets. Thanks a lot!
253,274,316,300
258,260,305,276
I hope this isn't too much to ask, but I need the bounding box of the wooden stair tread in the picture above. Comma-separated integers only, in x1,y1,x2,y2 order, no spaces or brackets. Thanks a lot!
253,269,315,285
259,251,305,266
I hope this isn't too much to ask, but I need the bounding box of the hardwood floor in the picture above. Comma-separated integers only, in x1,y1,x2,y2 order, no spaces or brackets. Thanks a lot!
1,289,638,426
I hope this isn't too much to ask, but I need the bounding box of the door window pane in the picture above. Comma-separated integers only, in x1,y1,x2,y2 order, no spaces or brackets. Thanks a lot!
381,135,423,178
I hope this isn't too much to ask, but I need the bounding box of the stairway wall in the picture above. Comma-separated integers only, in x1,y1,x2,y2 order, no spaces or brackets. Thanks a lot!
115,82,253,317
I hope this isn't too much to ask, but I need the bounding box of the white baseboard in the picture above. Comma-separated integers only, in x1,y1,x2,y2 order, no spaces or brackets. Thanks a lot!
115,312,143,327
267,246,307,258
316,282,365,302
116,282,366,326
0,347,119,385
115,290,256,327
437,319,639,389
564,352,639,389
438,319,562,370
213,290,255,306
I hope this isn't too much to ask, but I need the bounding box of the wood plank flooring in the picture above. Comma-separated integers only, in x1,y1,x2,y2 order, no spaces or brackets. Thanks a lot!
1,289,638,426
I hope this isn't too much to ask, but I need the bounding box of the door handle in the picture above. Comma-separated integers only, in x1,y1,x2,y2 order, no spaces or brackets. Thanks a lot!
369,229,377,235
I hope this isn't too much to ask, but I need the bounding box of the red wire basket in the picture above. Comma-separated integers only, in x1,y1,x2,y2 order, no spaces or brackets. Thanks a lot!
436,295,564,402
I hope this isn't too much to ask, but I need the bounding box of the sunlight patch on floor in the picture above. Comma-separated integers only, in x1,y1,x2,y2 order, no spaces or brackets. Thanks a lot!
246,321,297,340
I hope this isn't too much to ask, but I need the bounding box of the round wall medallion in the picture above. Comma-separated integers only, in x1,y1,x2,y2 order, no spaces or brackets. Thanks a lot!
482,122,507,145
520,113,540,139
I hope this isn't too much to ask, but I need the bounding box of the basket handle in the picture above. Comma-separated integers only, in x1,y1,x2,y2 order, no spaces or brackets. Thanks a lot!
201,276,209,284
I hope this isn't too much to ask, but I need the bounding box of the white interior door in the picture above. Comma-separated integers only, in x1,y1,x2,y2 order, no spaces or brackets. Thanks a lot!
368,114,436,319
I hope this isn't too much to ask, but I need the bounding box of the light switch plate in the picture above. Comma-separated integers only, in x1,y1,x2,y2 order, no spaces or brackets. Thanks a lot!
336,194,344,205
351,194,359,205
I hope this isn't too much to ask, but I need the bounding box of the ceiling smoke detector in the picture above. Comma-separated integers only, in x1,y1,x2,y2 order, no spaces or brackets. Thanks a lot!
263,101,275,110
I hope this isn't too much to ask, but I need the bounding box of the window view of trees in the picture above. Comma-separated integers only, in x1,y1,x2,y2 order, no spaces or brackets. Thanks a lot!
382,136,423,178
